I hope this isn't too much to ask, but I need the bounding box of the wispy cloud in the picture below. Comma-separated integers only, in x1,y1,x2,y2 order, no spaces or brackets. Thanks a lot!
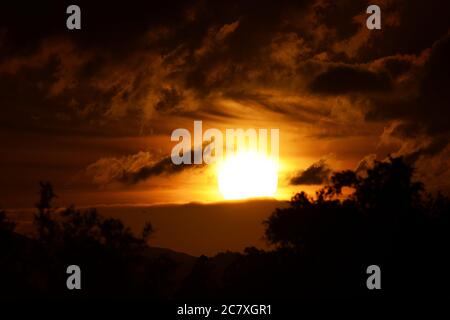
290,159,331,185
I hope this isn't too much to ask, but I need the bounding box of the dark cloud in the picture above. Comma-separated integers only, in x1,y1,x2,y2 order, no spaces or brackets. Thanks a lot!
419,33,450,135
155,87,184,113
118,154,200,185
355,154,376,175
0,1,189,58
87,149,205,186
290,159,331,185
354,0,450,62
1,0,448,140
366,33,450,162
404,137,450,164
381,57,413,79
309,65,392,95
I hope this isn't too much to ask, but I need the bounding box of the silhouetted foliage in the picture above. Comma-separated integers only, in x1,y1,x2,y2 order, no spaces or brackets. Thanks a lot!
34,181,58,242
215,157,450,299
0,209,15,234
0,183,177,298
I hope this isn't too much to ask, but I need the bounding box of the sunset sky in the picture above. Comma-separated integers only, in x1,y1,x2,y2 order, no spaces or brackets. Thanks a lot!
1,0,449,209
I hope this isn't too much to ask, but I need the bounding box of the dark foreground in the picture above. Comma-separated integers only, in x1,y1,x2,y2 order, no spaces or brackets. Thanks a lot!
1,157,449,302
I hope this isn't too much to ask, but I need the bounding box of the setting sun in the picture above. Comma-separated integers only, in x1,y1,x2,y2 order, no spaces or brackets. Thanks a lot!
217,151,278,200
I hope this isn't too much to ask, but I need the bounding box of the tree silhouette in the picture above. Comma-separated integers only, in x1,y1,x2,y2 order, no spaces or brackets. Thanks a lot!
212,156,450,299
0,209,15,235
0,182,176,298
34,181,58,242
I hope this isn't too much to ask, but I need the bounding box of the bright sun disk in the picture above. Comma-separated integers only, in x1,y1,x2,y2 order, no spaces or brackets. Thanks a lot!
217,151,278,200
